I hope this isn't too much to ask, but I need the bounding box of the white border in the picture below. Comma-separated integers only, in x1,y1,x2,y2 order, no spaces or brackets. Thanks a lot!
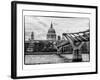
17,3,96,77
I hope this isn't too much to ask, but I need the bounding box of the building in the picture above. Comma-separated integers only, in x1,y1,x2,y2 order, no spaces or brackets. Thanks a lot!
47,22,56,40
31,32,34,40
57,35,61,40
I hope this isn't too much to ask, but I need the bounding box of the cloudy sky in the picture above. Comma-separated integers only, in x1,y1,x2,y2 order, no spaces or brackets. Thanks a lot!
25,16,89,41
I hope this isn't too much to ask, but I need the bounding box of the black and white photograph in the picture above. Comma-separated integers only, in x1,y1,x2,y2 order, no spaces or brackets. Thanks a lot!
24,16,90,65
11,1,97,79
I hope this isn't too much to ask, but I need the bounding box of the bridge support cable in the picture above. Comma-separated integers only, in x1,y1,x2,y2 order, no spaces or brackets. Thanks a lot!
72,34,82,42
63,34,75,48
69,34,78,42
79,35,87,41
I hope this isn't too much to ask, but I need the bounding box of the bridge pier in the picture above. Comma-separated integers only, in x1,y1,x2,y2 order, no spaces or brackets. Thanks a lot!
63,33,85,62
72,49,82,62
72,42,84,62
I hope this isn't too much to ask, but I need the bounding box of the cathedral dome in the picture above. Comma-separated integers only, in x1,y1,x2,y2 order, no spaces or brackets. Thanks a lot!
47,23,56,34
47,22,56,40
48,27,56,34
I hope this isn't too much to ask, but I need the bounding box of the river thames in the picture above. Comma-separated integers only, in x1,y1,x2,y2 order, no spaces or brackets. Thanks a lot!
25,53,89,65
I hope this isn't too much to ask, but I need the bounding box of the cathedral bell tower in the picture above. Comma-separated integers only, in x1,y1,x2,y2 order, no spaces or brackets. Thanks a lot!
31,32,34,40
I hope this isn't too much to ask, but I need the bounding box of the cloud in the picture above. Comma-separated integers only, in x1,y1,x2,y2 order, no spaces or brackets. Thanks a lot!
25,16,89,40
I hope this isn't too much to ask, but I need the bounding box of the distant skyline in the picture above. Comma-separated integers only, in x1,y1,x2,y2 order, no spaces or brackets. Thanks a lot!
25,16,89,41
